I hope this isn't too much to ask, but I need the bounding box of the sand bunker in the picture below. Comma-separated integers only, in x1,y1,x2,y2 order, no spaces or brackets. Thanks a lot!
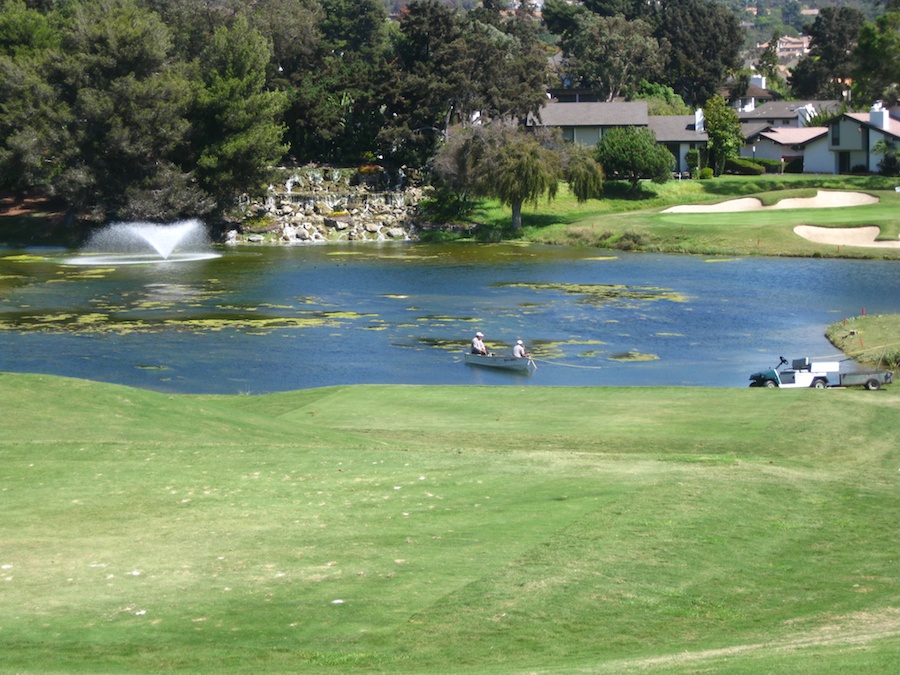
663,190,879,213
793,225,900,248
663,190,898,249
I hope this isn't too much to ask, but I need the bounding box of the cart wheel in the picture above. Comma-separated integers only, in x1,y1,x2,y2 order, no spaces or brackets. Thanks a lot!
764,380,777,388
865,379,881,391
812,379,827,389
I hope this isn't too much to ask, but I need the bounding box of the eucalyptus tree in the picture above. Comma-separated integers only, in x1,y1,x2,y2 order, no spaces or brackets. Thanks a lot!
653,0,744,106
852,10,900,106
383,0,549,168
561,13,666,101
789,6,866,100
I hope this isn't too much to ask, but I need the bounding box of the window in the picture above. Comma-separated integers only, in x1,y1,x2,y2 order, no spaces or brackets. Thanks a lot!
832,122,840,146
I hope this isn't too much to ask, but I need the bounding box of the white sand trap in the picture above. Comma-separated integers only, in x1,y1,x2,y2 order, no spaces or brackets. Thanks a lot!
794,225,900,248
663,190,879,213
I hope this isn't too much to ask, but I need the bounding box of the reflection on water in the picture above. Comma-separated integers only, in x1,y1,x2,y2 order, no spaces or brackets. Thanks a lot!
1,243,898,393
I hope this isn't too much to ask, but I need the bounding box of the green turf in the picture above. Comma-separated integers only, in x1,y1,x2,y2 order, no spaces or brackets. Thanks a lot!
462,175,900,258
1,373,898,673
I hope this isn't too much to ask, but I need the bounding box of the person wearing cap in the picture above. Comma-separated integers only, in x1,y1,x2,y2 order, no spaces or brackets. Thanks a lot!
471,331,488,355
513,339,530,358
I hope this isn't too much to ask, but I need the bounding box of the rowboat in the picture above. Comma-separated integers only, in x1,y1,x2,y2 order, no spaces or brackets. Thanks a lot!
463,352,535,372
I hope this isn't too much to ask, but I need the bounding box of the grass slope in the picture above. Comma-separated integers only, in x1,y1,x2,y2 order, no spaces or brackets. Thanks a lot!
1,373,898,673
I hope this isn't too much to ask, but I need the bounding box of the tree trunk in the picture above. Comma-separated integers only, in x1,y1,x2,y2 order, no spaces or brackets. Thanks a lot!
511,200,523,230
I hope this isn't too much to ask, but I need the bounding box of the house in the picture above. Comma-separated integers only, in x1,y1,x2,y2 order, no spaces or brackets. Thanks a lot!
529,100,705,173
528,101,650,147
648,112,707,174
741,126,829,170
824,104,900,174
726,75,780,113
738,100,842,128
531,98,898,176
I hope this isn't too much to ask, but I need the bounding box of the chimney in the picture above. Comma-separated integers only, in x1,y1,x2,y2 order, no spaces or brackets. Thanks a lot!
870,102,889,130
695,108,705,132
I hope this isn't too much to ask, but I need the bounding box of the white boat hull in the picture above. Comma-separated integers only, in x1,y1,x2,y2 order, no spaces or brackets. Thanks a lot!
464,352,534,372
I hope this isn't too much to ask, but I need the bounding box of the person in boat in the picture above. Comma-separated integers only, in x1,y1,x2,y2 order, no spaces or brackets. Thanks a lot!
471,331,488,355
513,340,530,358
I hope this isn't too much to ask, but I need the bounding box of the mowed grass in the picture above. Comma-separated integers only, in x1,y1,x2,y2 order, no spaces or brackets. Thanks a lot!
1,373,899,673
469,175,900,258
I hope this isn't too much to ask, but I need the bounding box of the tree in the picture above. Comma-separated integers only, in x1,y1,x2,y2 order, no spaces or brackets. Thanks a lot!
594,126,674,190
564,144,604,202
852,11,900,106
383,0,548,167
703,94,742,176
874,139,900,176
789,6,865,100
284,0,391,164
756,31,780,81
193,14,289,211
41,0,200,219
654,0,744,106
541,0,588,41
632,80,691,116
381,0,465,166
561,14,665,101
432,124,562,230
0,0,59,57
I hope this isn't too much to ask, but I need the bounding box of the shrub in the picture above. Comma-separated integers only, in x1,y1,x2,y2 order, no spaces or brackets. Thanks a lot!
699,167,714,180
724,158,765,175
685,148,700,176
755,158,783,173
878,153,900,176
881,350,900,369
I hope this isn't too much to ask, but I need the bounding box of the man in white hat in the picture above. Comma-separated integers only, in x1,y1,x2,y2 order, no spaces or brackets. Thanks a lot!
471,331,488,355
513,339,530,358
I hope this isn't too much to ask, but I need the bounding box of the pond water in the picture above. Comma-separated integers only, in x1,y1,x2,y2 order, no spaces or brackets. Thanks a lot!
1,243,897,393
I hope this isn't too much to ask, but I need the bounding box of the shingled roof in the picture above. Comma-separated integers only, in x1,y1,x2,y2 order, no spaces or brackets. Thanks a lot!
647,116,706,143
529,101,649,128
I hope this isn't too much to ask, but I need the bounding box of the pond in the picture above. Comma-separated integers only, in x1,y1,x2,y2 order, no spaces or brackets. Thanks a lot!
1,243,897,393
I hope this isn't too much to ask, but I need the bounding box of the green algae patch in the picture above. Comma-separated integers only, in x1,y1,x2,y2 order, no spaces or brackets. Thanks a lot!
497,281,688,305
0,309,356,335
322,310,377,320
609,350,659,362
1,254,47,262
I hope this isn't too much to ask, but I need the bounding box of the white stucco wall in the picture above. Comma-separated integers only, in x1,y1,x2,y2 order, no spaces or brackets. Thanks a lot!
803,138,833,173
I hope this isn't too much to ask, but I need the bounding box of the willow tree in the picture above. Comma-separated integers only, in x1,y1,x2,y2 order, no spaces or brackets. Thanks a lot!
565,144,604,202
434,124,562,231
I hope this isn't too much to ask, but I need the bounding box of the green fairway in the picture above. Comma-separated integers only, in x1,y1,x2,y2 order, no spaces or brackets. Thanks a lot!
462,175,900,258
1,373,898,673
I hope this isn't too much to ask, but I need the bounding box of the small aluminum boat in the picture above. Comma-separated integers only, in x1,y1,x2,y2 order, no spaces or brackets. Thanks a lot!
463,352,535,372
